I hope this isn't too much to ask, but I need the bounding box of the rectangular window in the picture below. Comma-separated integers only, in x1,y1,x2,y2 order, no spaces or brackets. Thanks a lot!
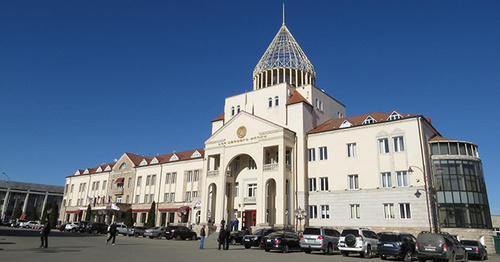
149,194,154,203
164,193,169,203
350,204,360,219
71,184,74,193
348,174,359,190
309,205,318,219
192,191,198,198
381,172,392,188
379,138,389,153
307,148,316,161
187,171,193,182
320,177,329,191
135,195,139,204
92,182,96,191
308,178,317,192
116,196,122,203
346,143,357,158
393,136,405,152
248,183,257,197
96,181,100,191
319,146,328,160
399,203,411,219
321,205,330,219
194,170,199,181
146,175,151,186
186,192,191,202
165,173,170,184
396,171,409,187
171,172,177,183
137,176,142,187
102,181,107,190
144,194,148,204
151,175,156,185
170,193,175,202
383,203,395,219
235,183,239,197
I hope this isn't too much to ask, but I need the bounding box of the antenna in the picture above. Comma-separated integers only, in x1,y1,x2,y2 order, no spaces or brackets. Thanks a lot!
282,3,285,25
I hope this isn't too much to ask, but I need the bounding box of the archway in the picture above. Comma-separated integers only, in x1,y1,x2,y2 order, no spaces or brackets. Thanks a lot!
207,183,217,223
265,178,277,226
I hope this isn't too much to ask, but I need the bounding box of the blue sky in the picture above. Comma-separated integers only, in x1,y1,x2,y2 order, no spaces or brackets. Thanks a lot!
1,1,499,214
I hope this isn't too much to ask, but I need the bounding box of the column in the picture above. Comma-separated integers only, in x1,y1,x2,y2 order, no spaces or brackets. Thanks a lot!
40,192,49,217
1,189,10,221
22,191,30,214
271,69,274,86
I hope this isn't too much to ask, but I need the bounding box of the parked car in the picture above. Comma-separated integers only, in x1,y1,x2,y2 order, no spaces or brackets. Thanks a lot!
229,230,248,245
299,227,340,255
64,222,80,232
145,227,166,239
77,221,91,233
460,240,487,261
25,221,40,229
163,225,197,240
416,232,467,262
11,219,27,227
128,226,147,237
338,228,379,258
242,228,285,249
116,223,128,236
261,231,302,253
378,232,416,261
86,222,108,234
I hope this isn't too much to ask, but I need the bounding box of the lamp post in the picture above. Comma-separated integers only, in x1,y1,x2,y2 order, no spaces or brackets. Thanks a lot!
294,207,306,232
408,165,439,233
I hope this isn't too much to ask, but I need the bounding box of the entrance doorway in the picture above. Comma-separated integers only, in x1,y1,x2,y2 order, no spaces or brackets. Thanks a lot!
242,210,256,230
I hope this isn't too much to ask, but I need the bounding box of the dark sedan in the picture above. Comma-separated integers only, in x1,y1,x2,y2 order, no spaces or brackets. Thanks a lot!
261,232,302,253
127,226,147,237
229,230,248,245
378,232,416,261
163,225,197,240
460,240,488,260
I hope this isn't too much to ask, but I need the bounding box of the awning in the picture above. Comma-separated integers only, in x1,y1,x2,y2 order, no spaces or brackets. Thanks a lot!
178,206,191,212
66,210,83,214
159,208,179,212
115,178,124,183
132,209,150,213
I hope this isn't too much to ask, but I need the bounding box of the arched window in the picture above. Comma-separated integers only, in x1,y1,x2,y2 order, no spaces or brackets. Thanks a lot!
237,105,240,113
275,96,279,106
231,106,235,116
268,98,272,108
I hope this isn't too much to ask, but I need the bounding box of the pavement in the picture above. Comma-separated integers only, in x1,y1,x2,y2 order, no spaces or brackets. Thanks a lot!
1,227,499,262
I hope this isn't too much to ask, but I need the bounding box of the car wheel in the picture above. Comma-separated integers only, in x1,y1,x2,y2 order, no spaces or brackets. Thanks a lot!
191,235,197,241
157,234,162,239
341,251,349,257
149,236,154,239
327,243,334,255
72,228,77,233
176,235,181,240
404,250,412,262
244,244,251,249
265,249,270,252
282,244,290,253
304,249,311,254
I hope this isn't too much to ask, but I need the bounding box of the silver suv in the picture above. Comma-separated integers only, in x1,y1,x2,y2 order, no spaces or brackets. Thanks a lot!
300,227,340,255
338,228,379,258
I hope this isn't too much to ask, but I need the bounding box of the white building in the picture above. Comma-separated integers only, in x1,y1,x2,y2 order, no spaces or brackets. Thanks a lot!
60,16,492,243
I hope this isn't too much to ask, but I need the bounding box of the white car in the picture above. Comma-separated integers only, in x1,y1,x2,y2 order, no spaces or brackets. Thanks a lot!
24,221,40,229
64,222,80,232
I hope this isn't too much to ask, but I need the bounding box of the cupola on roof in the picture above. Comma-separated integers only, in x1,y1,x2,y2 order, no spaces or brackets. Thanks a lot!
252,7,316,90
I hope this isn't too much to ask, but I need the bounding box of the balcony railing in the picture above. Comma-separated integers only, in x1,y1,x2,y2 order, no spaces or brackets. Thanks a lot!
110,188,124,195
263,163,278,171
207,170,219,177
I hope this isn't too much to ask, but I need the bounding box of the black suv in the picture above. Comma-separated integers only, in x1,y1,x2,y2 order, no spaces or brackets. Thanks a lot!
163,226,197,240
416,232,467,262
378,232,416,261
77,221,91,233
229,230,248,245
242,228,293,249
86,222,108,234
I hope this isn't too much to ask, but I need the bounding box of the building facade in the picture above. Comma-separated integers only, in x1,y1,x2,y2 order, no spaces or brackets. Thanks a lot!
59,18,493,243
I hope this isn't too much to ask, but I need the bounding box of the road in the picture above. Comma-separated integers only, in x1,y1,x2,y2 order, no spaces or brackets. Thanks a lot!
0,227,498,262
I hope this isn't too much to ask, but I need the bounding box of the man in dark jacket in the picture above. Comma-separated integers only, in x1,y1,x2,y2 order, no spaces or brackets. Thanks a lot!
218,226,226,250
223,225,230,250
199,225,206,249
40,217,50,248
106,221,118,245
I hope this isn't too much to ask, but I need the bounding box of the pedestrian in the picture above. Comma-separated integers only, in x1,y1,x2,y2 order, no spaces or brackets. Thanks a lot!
223,225,230,250
233,218,239,231
106,221,118,245
39,217,50,248
218,225,226,250
220,219,225,230
199,225,206,249
244,227,250,235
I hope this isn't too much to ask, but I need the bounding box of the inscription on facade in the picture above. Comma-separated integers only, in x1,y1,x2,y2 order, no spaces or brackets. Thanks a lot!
218,135,267,146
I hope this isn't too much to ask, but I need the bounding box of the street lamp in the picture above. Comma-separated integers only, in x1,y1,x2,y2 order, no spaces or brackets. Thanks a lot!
294,207,306,232
408,165,439,233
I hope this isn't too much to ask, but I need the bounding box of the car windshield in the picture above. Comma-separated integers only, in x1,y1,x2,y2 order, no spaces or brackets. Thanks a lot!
254,229,265,235
267,232,282,238
341,230,359,236
460,240,478,246
303,228,321,235
379,234,400,242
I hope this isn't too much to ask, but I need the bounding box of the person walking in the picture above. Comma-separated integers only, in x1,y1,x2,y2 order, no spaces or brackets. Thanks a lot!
199,225,206,249
223,225,230,250
106,221,118,245
39,217,50,248
218,226,226,250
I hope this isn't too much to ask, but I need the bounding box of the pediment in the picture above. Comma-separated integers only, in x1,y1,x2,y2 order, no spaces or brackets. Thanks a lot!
205,111,286,145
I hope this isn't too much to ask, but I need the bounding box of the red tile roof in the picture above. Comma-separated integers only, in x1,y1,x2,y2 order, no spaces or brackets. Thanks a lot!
212,113,224,122
286,91,312,106
308,111,418,134
429,135,455,141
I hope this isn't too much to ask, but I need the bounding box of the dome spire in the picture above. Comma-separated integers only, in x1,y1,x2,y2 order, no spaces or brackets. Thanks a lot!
282,3,285,25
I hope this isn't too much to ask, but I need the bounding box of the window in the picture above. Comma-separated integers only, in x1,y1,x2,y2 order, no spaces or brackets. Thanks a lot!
393,136,405,152
144,194,149,203
309,205,318,219
137,176,142,187
383,203,395,219
116,196,122,203
126,195,129,203
236,105,240,113
186,192,192,202
346,143,356,157
275,96,279,106
151,175,156,185
96,181,99,191
71,184,74,193
348,174,359,190
350,204,360,219
307,148,316,161
194,170,199,181
170,193,175,202
164,193,169,202
187,171,193,182
135,195,139,204
362,116,376,125
192,191,198,198
102,181,107,190
171,172,177,183
92,182,96,191
149,194,154,203
379,138,389,154
319,146,328,160
231,106,235,116
396,171,409,187
308,178,317,192
166,173,170,184
381,172,392,188
320,177,329,191
248,183,257,197
399,203,411,219
248,158,257,170
235,183,239,197
268,97,272,107
388,112,402,121
146,175,151,186
321,205,330,219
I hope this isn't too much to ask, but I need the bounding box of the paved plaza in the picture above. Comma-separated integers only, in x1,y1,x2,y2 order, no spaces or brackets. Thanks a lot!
1,228,499,262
